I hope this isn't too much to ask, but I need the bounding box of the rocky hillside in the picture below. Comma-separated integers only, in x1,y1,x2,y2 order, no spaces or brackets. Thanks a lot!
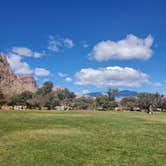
0,54,37,97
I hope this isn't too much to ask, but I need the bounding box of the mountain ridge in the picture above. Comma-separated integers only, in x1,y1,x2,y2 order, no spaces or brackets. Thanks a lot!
86,90,138,98
0,54,37,97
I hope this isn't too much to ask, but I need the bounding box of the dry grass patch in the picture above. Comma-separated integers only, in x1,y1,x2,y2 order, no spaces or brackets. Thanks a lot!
143,116,166,124
0,111,92,121
0,128,87,146
22,113,92,119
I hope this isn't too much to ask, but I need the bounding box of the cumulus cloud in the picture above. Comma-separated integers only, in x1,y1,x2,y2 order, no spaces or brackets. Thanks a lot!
7,53,33,75
58,72,73,82
63,38,74,48
12,47,42,58
152,82,163,87
58,72,68,78
75,66,149,87
58,72,73,83
89,34,153,61
65,77,73,82
83,43,89,48
12,47,32,57
48,35,74,52
33,52,42,58
34,68,50,76
7,46,47,76
7,53,51,77
48,36,62,52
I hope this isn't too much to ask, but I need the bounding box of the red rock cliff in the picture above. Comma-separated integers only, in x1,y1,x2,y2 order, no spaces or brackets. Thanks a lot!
0,54,37,97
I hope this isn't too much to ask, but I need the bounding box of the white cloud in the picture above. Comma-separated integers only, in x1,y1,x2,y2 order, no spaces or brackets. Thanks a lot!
12,47,42,58
7,53,50,76
83,43,89,48
64,38,74,48
89,34,153,61
12,47,32,57
58,72,72,82
82,90,90,94
65,77,73,82
33,52,42,58
153,82,162,87
7,53,33,75
75,66,149,87
34,68,50,76
48,36,62,52
48,36,74,52
58,72,68,78
7,46,45,75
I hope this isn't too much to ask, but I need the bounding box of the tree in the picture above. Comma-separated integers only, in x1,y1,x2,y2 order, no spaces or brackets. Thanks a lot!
95,89,118,111
9,91,33,107
96,95,118,110
160,97,166,110
56,88,76,106
109,100,119,109
44,93,60,110
27,81,54,109
27,94,46,109
0,90,6,108
137,92,163,111
153,92,163,108
107,88,118,101
137,93,153,110
73,97,94,110
120,97,138,111
37,81,53,96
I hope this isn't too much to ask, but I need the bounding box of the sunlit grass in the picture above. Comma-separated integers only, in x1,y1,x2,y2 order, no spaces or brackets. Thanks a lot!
0,110,166,166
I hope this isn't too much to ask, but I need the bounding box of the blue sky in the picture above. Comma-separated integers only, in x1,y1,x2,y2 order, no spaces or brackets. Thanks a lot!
0,0,166,94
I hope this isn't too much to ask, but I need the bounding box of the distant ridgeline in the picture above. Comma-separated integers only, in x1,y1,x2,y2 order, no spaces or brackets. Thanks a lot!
86,90,138,98
0,54,37,97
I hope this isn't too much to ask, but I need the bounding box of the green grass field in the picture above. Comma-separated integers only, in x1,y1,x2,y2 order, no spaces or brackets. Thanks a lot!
0,110,166,166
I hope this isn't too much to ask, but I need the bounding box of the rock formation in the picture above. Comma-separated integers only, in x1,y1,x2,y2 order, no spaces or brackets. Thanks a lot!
0,54,37,97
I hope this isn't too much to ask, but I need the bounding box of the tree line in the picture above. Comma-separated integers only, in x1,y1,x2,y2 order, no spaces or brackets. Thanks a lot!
0,81,166,111
120,93,166,112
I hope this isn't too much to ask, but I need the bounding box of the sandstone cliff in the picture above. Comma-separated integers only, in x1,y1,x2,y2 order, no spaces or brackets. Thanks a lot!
0,54,37,97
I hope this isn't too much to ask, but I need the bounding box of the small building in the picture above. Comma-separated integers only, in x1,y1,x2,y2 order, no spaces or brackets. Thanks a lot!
133,107,141,111
96,107,105,111
55,106,65,111
156,108,162,112
14,105,23,110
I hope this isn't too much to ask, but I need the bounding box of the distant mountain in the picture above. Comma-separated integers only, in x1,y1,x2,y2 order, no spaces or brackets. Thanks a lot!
0,54,37,97
85,92,106,97
116,90,138,98
86,90,138,98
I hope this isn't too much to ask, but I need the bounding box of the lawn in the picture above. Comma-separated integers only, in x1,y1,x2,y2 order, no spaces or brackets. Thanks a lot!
0,110,166,166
